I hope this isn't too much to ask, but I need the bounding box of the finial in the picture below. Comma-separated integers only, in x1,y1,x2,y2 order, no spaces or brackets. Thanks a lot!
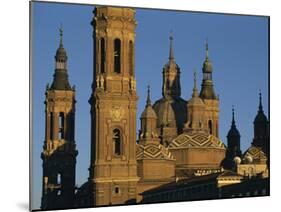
194,69,197,90
205,38,209,59
259,90,263,112
232,105,236,126
59,23,63,47
146,83,152,106
192,68,199,97
169,30,174,60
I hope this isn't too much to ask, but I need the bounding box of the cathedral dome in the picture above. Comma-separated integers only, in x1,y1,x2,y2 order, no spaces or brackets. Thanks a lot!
168,131,226,176
137,143,174,160
153,96,187,129
188,94,204,106
243,146,267,164
141,105,157,119
168,131,225,149
141,85,158,119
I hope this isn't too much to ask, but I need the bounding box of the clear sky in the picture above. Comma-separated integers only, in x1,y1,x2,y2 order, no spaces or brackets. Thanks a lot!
31,2,268,210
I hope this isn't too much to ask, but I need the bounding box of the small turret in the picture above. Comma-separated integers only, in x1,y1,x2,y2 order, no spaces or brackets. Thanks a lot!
139,85,159,143
252,91,269,153
200,40,217,100
185,69,206,131
51,26,72,90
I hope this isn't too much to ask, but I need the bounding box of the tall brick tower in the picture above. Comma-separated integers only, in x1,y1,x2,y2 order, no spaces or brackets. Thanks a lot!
88,6,139,206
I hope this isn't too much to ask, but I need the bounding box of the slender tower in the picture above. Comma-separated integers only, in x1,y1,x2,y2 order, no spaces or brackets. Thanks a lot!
162,32,181,98
41,28,78,210
224,106,242,170
89,7,139,206
252,92,269,154
153,33,187,145
199,40,219,137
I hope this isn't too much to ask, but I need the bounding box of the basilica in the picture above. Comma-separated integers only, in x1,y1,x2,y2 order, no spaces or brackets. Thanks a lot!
40,6,269,210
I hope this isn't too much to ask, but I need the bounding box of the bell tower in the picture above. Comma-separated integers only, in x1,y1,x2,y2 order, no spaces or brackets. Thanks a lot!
89,6,139,206
41,28,78,210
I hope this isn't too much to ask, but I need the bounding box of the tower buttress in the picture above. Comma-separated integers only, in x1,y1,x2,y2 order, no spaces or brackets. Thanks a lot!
89,6,139,206
41,27,78,210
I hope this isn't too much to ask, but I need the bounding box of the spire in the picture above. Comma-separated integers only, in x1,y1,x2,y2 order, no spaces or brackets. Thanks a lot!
227,105,240,138
51,26,71,90
59,24,63,48
254,90,268,124
169,30,174,60
140,84,157,119
55,25,67,63
192,69,199,98
205,38,209,60
146,84,152,106
259,90,264,112
232,105,236,126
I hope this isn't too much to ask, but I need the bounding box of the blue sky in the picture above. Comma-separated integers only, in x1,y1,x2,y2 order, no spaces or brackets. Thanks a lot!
31,2,268,210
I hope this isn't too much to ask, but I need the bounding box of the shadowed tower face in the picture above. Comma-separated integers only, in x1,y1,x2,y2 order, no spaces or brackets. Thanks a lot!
252,92,269,154
89,6,139,206
41,28,78,210
223,106,242,170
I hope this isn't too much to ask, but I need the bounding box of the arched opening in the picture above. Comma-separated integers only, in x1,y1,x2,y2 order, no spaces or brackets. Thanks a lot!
57,173,61,185
50,112,54,140
129,40,134,76
114,39,121,73
57,173,62,195
100,38,105,73
59,112,64,140
204,73,212,80
113,128,121,156
208,120,213,135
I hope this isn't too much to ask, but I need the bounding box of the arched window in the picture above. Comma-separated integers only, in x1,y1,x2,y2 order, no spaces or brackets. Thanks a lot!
50,112,54,140
59,112,64,139
115,187,120,194
129,41,134,76
57,173,61,185
113,129,121,155
114,39,121,73
208,120,213,135
100,38,105,73
57,173,62,195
